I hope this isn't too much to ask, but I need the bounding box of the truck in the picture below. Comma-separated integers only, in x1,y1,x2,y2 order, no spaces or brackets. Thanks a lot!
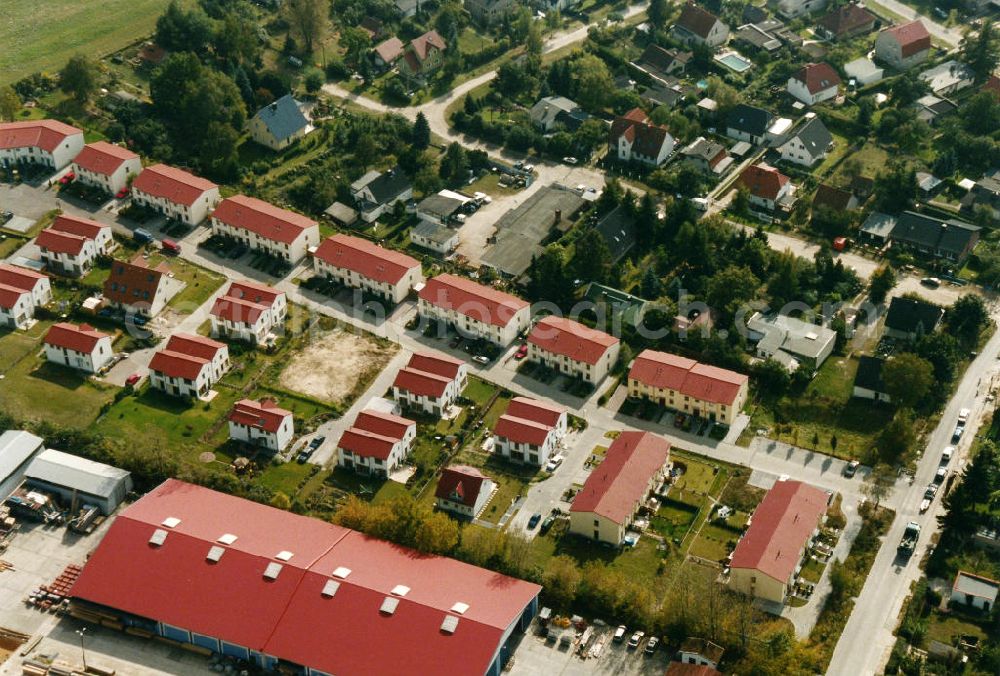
898,521,921,557
133,228,154,244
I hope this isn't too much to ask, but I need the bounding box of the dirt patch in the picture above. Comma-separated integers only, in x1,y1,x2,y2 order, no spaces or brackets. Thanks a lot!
278,329,397,405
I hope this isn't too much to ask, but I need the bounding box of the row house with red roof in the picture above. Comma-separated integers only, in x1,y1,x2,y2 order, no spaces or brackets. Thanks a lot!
527,315,620,385
0,263,51,328
435,465,497,518
739,163,795,212
227,398,295,452
569,431,671,545
0,120,84,170
149,334,230,399
37,215,114,277
336,409,417,477
210,280,287,345
494,397,567,466
210,195,319,264
70,141,142,195
786,62,841,106
103,256,172,318
392,351,468,416
610,108,675,167
729,479,829,603
628,349,749,425
875,20,931,70
43,322,114,373
417,273,531,346
131,163,220,226
313,234,423,305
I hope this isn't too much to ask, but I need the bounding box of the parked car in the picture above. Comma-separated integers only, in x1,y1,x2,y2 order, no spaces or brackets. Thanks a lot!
125,373,141,387
296,448,313,463
941,446,954,465
539,516,555,534
920,277,941,288
514,343,529,359
645,636,659,654
115,187,129,199
919,498,931,513
58,171,75,184
527,513,542,529
473,355,490,365
627,631,645,648
934,467,948,484
843,460,860,478
523,164,535,173
925,484,938,500
544,454,564,472
562,156,578,165
133,228,154,244
958,408,970,424
309,435,326,449
613,625,627,642
449,336,463,348
1,210,13,223
952,424,964,442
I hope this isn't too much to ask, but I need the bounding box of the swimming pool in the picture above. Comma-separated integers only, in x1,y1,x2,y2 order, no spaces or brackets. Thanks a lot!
714,51,753,73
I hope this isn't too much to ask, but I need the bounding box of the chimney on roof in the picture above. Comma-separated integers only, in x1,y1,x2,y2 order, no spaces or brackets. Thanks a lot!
271,102,278,112
554,209,562,225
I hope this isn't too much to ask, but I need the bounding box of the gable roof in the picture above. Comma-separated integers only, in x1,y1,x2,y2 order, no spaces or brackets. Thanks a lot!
393,367,453,398
0,263,49,293
337,427,399,461
37,228,88,256
892,211,980,256
594,205,637,262
570,431,670,524
102,258,165,308
49,214,109,241
163,333,227,362
210,295,268,325
212,195,317,245
149,349,210,381
853,355,887,394
228,399,291,434
353,410,416,441
636,44,692,74
792,62,842,94
504,397,564,428
494,414,553,446
406,351,464,380
435,466,491,508
253,94,309,143
0,119,82,152
882,20,931,57
419,274,529,328
43,322,109,353
813,184,857,211
817,4,877,37
314,234,420,285
0,283,30,310
885,296,943,334
72,141,139,176
676,2,723,38
224,280,284,308
730,480,828,583
132,164,218,207
739,164,790,200
788,116,833,157
528,315,619,365
609,108,672,158
375,37,404,63
727,103,773,136
358,168,412,205
410,29,446,61
629,349,748,406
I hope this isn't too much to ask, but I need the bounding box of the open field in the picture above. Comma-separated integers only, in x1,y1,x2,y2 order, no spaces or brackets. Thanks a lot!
0,0,176,85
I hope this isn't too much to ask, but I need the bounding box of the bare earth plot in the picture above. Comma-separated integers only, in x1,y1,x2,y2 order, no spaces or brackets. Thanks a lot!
279,329,398,406
0,0,174,85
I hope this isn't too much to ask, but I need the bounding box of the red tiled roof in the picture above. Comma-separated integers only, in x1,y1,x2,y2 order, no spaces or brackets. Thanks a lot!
212,195,316,245
164,333,226,362
883,20,931,58
149,349,210,381
812,184,856,211
210,296,268,325
792,62,842,95
527,315,619,366
37,228,87,256
375,37,404,63
102,258,165,308
338,427,399,460
817,4,876,37
406,351,464,380
610,108,672,159
435,465,490,508
0,283,29,310
665,664,722,676
0,263,48,293
629,349,747,406
392,367,452,398
739,164,790,201
570,431,670,524
494,414,552,446
314,234,420,285
411,29,446,61
228,398,291,434
43,322,109,354
72,141,139,176
354,410,415,441
730,480,828,584
69,479,540,676
132,163,218,207
419,274,529,328
0,119,82,152
49,214,109,241
504,397,564,428
676,2,722,39
224,280,284,308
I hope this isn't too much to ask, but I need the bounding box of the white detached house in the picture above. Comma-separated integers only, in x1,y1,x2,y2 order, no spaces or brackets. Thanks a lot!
227,399,294,452
435,465,497,519
0,263,51,311
787,63,842,106
43,322,114,374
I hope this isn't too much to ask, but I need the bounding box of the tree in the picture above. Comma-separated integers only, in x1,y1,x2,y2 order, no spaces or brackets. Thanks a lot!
528,244,572,305
542,555,582,609
215,11,261,66
569,54,613,111
269,491,292,510
59,54,99,103
648,0,670,27
862,463,896,508
570,228,613,285
353,135,377,169
878,409,917,462
707,265,760,324
705,76,741,113
874,163,918,213
868,265,896,305
340,26,371,68
412,112,431,150
413,511,459,554
304,69,324,93
882,353,934,409
960,21,999,83
439,142,469,184
284,0,328,54
946,294,990,345
0,86,20,121
155,1,215,54
525,21,543,56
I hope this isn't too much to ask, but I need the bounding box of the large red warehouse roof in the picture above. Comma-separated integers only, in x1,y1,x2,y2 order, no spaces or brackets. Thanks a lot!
730,479,829,584
70,480,540,676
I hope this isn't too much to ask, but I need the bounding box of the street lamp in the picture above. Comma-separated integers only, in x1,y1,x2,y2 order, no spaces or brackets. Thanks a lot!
76,627,88,670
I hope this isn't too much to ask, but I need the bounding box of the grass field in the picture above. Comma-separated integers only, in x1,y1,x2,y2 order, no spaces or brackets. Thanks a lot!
0,0,177,85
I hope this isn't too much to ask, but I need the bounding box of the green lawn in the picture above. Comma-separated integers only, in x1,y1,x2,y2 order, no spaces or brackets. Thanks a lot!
924,612,988,649
0,0,179,85
258,460,318,497
528,526,666,585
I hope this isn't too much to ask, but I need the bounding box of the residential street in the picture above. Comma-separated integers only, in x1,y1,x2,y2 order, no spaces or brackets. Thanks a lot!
869,0,964,47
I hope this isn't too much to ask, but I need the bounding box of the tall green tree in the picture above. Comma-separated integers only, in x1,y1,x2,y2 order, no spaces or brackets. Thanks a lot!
528,244,572,305
0,86,20,121
59,54,99,103
156,1,215,54
569,54,613,111
570,228,613,285
412,112,431,150
648,0,670,28
340,26,371,68
283,0,328,54
439,142,469,183
868,265,896,304
946,294,990,345
882,353,934,410
960,21,999,83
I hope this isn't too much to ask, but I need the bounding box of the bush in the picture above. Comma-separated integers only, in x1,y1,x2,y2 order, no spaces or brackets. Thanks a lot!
304,69,324,93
